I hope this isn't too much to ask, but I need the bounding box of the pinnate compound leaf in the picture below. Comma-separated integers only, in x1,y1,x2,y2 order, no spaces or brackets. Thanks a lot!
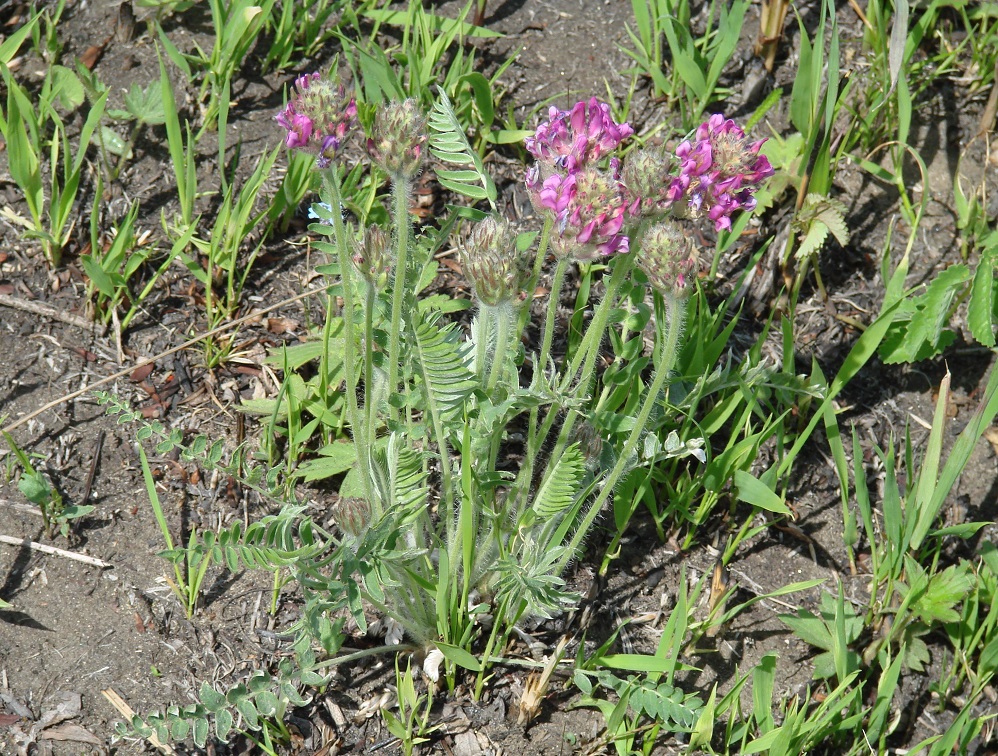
531,443,585,519
427,87,497,208
413,313,476,422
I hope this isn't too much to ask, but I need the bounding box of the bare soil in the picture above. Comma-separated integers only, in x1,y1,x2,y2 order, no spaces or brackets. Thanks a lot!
2,0,997,754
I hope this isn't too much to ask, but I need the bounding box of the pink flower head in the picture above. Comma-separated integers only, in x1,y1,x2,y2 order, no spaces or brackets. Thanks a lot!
525,98,633,172
666,114,774,231
546,165,631,260
275,71,357,168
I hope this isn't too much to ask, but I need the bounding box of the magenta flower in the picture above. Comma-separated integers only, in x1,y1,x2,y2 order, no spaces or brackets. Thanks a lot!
525,98,634,172
275,71,357,168
526,165,576,217
540,165,631,260
665,114,774,231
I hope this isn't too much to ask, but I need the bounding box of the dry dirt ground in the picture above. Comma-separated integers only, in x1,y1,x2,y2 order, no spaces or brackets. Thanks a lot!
2,0,998,754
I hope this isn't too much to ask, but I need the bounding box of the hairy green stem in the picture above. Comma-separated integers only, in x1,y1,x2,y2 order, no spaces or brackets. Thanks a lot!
473,304,494,379
554,290,686,575
321,168,374,509
485,301,514,395
517,218,553,334
538,257,569,376
512,253,636,515
386,175,412,415
363,282,377,441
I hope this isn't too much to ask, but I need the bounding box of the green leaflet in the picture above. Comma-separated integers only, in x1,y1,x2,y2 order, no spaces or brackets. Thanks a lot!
530,442,585,519
427,87,497,208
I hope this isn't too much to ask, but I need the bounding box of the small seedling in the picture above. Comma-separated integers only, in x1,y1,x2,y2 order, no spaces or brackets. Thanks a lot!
3,433,93,538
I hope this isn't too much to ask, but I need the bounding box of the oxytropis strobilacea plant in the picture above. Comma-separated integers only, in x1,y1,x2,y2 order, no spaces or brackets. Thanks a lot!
274,81,773,687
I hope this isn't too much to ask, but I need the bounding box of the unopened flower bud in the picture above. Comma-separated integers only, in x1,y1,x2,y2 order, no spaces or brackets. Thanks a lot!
275,71,357,168
367,99,427,180
622,149,673,217
638,220,700,297
332,496,371,538
570,422,605,472
460,216,520,306
354,225,392,289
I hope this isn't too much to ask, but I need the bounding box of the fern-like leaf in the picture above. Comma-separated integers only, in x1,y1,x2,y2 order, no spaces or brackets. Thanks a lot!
412,312,476,423
372,432,429,514
427,87,497,208
531,442,585,519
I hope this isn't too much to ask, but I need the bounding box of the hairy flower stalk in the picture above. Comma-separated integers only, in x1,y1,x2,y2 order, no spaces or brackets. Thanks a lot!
555,280,691,577
355,225,392,441
517,100,637,511
558,126,769,571
369,99,428,417
275,72,376,510
320,169,377,512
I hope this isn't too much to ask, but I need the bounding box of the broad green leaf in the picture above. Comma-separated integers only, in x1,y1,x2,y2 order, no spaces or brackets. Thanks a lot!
433,642,482,671
734,470,791,514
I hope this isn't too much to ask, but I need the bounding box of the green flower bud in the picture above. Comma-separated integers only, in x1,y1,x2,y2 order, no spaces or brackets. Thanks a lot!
367,99,427,180
331,496,372,538
354,225,392,289
638,220,700,297
460,216,521,306
621,148,673,217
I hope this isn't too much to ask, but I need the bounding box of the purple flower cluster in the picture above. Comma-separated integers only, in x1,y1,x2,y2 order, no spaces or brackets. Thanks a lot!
525,98,634,259
525,98,634,173
275,72,357,168
664,114,774,232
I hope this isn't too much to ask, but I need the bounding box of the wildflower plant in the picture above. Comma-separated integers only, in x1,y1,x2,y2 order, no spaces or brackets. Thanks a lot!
268,79,774,689
115,84,774,744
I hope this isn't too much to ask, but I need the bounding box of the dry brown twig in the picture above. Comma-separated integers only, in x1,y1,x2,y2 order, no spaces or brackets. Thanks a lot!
0,534,112,568
0,293,100,332
101,688,176,755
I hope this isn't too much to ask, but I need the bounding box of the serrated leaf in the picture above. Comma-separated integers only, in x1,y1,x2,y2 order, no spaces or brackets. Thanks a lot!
793,193,848,261
18,471,52,505
124,81,166,125
880,264,971,363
